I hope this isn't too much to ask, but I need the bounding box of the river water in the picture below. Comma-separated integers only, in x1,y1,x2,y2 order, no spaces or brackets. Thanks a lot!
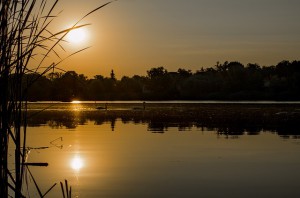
17,102,300,197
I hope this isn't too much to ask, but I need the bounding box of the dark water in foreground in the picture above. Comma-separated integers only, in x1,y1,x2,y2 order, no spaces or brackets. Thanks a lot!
17,102,300,197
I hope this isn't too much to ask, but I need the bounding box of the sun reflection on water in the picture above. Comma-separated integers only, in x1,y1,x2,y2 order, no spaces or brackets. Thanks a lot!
71,155,84,171
71,100,81,104
71,100,83,111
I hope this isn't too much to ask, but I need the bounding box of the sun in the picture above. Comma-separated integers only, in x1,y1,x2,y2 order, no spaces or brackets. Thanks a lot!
66,28,88,44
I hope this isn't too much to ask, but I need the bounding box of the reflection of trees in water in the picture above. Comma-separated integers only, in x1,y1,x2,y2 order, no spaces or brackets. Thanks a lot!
26,110,300,139
148,121,167,133
147,122,193,133
276,125,300,139
217,127,245,139
110,117,116,131
28,111,87,129
215,125,262,139
246,127,261,135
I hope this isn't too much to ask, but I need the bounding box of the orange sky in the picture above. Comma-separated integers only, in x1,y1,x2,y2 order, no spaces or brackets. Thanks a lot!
40,0,300,78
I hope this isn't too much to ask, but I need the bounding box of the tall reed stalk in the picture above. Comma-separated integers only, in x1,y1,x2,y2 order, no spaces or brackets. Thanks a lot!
0,0,112,197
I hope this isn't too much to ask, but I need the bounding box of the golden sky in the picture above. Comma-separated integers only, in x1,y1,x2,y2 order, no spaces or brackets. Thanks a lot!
45,0,300,78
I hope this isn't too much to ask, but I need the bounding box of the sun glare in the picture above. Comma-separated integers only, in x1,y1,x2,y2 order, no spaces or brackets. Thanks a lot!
67,28,88,44
71,100,81,104
71,156,84,171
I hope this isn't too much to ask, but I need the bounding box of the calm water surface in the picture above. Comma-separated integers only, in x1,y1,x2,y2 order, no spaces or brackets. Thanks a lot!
20,102,300,197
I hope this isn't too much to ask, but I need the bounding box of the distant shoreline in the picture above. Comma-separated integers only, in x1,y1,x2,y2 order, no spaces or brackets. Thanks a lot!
26,100,300,104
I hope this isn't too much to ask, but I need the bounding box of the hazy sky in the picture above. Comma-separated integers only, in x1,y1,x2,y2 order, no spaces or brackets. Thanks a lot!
49,0,300,77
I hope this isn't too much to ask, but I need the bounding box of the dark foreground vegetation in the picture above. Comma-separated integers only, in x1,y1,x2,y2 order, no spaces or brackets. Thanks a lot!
25,60,300,101
0,0,112,196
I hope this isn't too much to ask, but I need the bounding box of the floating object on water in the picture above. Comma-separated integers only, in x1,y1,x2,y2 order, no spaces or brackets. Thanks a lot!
96,103,108,110
96,106,106,110
132,102,146,111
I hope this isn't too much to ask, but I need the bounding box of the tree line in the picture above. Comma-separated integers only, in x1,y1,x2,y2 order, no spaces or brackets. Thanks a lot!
23,60,300,101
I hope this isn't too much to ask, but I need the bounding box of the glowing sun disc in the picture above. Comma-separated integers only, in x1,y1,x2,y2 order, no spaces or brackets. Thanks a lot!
67,28,87,44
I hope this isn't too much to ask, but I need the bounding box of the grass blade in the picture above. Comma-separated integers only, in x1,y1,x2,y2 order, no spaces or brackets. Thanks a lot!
42,183,57,198
60,182,66,198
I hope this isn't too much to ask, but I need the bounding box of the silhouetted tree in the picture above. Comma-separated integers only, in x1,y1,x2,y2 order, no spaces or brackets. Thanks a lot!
147,67,168,79
177,68,192,77
16,60,300,101
110,69,116,80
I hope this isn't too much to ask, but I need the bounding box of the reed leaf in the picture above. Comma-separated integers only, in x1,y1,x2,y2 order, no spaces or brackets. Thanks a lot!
65,180,69,198
60,182,66,198
42,183,57,198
